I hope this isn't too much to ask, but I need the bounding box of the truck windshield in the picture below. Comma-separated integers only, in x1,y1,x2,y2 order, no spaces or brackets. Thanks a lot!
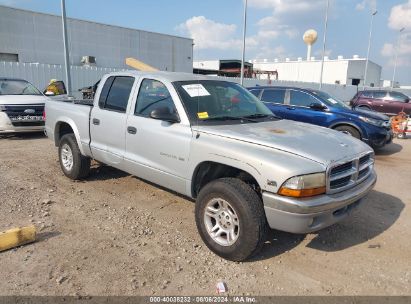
0,80,42,96
311,90,350,109
173,80,275,124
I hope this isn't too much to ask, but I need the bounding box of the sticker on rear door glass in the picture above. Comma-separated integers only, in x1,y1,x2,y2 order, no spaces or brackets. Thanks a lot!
182,84,211,97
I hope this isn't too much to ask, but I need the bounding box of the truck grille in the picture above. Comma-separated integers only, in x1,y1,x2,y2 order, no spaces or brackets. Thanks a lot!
327,152,374,194
2,104,44,126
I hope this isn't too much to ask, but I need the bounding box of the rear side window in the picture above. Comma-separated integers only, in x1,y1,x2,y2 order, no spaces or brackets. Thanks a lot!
289,90,319,107
361,91,373,98
261,89,286,104
99,76,134,112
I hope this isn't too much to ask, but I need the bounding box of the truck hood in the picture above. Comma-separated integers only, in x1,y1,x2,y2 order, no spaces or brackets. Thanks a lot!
0,95,49,105
194,120,371,165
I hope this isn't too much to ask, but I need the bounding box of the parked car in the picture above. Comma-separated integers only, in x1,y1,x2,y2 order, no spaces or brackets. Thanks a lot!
45,71,376,261
0,78,48,133
248,86,392,149
350,90,411,116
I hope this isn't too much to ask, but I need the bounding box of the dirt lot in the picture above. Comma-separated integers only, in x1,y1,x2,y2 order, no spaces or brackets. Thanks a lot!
0,133,410,296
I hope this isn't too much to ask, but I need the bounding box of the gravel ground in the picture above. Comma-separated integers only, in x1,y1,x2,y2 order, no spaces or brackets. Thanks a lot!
0,133,410,296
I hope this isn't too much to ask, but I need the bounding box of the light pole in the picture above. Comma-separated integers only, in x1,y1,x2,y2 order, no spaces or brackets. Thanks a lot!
392,27,405,89
240,0,248,86
363,10,377,90
61,0,72,96
319,0,330,90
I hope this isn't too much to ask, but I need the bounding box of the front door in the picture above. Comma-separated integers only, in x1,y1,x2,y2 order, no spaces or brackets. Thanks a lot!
286,89,329,126
90,76,135,165
124,78,192,194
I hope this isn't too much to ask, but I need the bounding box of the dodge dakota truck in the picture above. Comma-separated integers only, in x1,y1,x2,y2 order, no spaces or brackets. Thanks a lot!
45,71,377,261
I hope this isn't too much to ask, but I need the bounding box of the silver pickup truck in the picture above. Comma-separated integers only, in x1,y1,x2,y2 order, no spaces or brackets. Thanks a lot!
45,71,377,261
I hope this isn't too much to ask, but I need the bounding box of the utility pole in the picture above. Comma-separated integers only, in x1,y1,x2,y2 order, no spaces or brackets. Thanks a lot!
363,10,377,90
61,0,72,96
319,0,330,90
392,27,405,90
240,0,248,86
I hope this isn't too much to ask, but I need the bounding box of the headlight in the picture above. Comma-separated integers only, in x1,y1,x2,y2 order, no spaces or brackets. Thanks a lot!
278,173,326,197
359,116,383,127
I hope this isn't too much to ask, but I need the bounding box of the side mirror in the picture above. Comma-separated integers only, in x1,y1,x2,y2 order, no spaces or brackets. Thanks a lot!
405,98,410,103
309,103,326,111
44,91,55,96
150,107,180,123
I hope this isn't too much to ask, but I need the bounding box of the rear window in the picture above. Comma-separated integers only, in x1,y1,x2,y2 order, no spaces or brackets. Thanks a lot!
0,79,42,96
261,89,286,104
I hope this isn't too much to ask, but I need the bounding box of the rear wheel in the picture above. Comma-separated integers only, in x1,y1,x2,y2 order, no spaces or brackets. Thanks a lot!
195,178,267,261
58,134,90,180
334,125,361,139
397,132,406,139
357,105,372,111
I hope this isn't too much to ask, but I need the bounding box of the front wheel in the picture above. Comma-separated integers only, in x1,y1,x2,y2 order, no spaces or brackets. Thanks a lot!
334,125,361,139
58,134,90,180
195,178,267,261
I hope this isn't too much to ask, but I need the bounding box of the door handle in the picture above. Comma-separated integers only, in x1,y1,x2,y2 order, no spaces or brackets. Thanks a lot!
127,126,137,134
287,107,296,110
92,118,100,125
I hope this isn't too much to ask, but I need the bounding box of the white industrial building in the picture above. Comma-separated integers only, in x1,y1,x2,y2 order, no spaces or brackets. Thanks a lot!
252,56,382,87
0,5,193,72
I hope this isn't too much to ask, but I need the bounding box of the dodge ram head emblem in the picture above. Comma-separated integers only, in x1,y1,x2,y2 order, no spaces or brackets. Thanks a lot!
24,109,35,114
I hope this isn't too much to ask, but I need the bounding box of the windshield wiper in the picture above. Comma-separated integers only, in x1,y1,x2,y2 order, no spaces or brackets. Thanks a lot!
202,116,258,123
241,113,281,120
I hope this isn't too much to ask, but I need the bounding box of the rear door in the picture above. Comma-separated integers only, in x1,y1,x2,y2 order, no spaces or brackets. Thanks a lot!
260,88,287,118
124,78,192,194
90,75,136,165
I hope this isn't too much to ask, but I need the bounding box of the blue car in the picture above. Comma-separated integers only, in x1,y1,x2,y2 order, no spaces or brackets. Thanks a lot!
248,86,393,149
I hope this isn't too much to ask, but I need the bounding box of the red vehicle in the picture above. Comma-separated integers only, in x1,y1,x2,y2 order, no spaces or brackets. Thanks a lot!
350,90,411,116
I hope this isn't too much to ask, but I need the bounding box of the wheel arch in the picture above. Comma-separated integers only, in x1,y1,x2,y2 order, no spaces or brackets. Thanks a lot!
191,161,262,199
330,122,364,139
54,119,84,154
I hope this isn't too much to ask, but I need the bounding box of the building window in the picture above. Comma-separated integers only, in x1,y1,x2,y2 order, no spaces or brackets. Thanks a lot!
0,53,19,62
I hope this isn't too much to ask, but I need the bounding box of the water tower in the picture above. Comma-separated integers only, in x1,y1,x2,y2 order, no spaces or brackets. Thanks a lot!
303,29,318,61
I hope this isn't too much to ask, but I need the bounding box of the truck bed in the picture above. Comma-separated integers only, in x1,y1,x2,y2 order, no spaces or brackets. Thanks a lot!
45,98,93,157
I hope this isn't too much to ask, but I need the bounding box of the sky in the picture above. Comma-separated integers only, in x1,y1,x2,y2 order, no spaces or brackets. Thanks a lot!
1,0,410,85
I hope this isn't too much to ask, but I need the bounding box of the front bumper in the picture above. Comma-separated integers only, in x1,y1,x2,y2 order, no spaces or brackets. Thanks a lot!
364,127,393,149
262,170,377,234
0,112,44,133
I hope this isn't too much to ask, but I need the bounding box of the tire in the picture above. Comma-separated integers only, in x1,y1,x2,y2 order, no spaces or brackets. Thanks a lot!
58,134,90,180
334,125,361,139
397,133,405,139
195,178,267,261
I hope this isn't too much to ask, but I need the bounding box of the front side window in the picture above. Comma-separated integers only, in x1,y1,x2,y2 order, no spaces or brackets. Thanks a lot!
135,79,177,117
389,92,409,103
0,80,42,96
173,80,274,124
289,90,319,107
261,89,286,104
99,76,135,112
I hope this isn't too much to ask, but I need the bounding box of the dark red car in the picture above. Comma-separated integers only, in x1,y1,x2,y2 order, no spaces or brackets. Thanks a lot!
351,90,411,116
